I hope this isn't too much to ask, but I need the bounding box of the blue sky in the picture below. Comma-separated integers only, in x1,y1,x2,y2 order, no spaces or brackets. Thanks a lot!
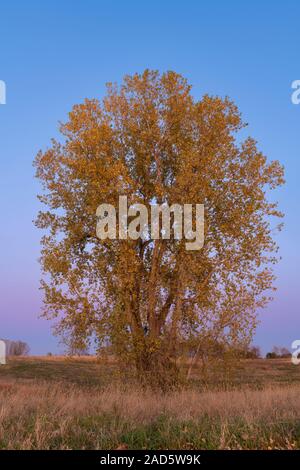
0,0,299,354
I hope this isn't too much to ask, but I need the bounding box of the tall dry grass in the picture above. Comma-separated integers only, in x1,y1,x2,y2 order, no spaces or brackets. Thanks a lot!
0,379,300,449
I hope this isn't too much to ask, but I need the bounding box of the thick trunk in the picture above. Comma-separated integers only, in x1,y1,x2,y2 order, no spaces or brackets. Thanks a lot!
147,240,163,338
134,339,180,390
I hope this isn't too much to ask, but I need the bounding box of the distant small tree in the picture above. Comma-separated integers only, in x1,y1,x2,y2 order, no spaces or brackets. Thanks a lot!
279,347,291,358
8,341,30,356
244,345,261,359
273,346,290,358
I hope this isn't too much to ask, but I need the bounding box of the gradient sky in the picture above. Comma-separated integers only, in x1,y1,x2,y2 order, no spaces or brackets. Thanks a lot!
0,0,299,354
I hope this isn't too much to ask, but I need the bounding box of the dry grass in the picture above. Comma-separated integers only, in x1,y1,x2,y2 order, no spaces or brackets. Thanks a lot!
0,357,300,449
0,377,300,449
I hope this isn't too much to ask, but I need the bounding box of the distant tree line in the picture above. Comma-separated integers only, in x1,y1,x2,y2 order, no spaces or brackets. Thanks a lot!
266,346,291,359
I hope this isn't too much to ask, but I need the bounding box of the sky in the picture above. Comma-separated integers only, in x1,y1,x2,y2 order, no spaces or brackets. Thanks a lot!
0,0,299,355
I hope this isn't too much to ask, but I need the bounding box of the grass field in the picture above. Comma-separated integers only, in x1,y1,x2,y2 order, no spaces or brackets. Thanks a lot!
0,356,300,450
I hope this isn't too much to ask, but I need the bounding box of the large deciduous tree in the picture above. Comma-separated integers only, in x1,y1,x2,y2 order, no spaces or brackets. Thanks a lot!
34,70,284,386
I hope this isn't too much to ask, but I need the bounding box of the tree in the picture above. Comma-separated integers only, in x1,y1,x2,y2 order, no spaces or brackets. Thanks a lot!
266,352,277,359
8,341,30,356
279,347,291,358
243,345,261,359
34,70,284,387
250,345,261,359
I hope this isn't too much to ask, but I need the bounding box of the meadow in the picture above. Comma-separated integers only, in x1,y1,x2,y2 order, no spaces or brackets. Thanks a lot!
0,356,300,450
